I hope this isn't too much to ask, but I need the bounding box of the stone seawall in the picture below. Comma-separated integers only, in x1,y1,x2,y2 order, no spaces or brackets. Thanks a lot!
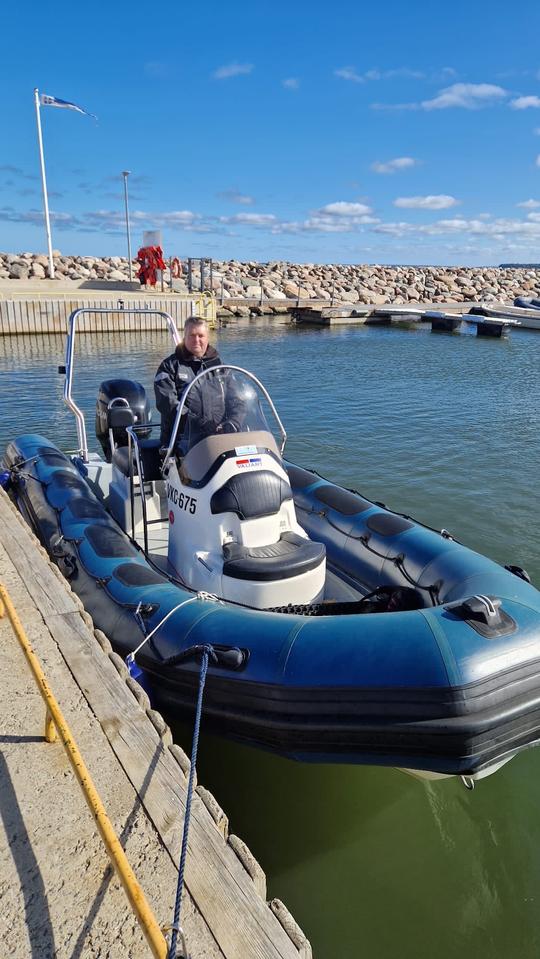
2,251,540,307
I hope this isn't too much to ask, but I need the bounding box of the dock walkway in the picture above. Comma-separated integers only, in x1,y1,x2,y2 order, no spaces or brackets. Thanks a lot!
0,489,310,958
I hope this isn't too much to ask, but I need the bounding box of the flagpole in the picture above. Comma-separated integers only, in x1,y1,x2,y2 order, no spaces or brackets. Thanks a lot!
33,87,55,279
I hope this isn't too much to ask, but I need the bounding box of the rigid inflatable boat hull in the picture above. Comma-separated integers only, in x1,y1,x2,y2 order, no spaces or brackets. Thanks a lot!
6,433,540,779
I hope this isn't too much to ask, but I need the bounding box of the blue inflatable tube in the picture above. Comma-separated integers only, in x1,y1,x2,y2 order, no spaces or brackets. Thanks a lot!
5,433,540,778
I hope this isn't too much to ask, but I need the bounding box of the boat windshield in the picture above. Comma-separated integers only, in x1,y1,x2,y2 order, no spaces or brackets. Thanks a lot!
176,367,274,454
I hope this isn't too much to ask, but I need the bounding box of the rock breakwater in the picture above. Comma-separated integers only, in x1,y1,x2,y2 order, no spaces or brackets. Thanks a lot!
1,252,539,309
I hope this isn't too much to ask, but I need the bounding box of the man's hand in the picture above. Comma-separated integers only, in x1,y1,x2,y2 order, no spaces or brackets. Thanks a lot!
216,420,238,434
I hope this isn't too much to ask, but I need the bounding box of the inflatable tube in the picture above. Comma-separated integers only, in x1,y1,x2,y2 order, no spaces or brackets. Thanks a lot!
514,296,540,310
6,433,540,777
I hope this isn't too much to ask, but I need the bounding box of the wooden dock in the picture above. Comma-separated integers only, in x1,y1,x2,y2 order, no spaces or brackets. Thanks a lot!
0,488,311,959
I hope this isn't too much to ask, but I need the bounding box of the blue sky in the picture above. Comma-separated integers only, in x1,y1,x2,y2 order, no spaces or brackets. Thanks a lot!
2,0,540,265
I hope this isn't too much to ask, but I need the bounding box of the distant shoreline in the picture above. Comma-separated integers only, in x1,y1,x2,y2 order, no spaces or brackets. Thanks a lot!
1,252,539,308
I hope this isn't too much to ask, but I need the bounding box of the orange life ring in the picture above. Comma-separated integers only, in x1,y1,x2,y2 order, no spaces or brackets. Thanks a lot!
171,257,181,278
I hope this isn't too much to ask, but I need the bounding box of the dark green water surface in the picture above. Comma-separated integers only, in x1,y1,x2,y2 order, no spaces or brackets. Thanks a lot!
1,318,539,958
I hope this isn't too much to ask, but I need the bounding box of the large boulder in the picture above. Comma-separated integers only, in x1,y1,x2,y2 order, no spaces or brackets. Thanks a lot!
9,263,29,279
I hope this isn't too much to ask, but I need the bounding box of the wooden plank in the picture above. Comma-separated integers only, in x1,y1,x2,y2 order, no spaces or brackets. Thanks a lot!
0,494,305,959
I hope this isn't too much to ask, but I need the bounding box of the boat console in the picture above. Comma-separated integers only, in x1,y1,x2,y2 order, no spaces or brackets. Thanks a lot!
162,367,326,608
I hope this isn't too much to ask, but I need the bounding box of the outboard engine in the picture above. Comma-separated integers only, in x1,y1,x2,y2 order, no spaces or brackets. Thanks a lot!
163,366,326,610
95,379,151,461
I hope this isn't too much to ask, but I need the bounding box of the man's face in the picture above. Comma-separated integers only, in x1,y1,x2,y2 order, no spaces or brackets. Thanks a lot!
184,324,209,358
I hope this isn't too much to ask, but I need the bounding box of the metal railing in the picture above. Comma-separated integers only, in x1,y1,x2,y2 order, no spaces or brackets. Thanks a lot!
0,582,168,959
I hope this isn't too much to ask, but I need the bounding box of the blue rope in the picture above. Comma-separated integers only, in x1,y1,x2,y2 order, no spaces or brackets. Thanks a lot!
168,646,210,959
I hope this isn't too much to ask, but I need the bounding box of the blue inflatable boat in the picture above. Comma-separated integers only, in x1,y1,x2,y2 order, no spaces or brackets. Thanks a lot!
4,307,540,782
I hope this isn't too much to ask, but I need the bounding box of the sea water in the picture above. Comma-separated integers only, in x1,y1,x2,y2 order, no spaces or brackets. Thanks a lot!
1,318,539,958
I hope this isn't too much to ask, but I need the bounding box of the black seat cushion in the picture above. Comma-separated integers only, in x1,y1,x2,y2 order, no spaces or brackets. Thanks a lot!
112,446,133,476
112,438,162,481
211,470,292,520
223,532,325,581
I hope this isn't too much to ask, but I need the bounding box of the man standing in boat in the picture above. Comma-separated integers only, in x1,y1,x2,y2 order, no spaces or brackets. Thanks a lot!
154,315,244,449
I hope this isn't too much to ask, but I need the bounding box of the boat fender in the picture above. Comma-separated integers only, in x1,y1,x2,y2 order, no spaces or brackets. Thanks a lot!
505,564,532,584
0,469,11,491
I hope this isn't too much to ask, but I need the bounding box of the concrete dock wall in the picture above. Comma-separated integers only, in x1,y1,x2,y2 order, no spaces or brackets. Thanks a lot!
0,293,196,335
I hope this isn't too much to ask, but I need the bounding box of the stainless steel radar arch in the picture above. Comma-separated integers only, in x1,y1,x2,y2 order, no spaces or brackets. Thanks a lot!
62,307,181,462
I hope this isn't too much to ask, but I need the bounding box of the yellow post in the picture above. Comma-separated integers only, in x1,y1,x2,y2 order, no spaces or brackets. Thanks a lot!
0,582,168,959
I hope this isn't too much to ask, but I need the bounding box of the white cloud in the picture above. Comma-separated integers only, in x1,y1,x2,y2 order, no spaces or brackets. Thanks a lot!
272,213,379,234
212,62,253,80
371,157,418,174
218,189,254,205
370,101,419,112
517,198,540,209
364,68,424,81
84,208,203,232
510,96,540,109
336,66,425,84
421,82,507,110
270,201,378,234
334,67,364,83
373,215,540,240
318,201,373,216
282,78,299,90
219,213,276,225
394,195,459,210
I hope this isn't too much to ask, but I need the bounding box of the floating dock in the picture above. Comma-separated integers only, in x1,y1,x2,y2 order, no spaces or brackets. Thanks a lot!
384,307,521,336
292,304,520,337
0,488,311,958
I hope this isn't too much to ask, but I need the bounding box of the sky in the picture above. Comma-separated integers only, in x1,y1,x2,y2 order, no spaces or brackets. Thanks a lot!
2,0,540,266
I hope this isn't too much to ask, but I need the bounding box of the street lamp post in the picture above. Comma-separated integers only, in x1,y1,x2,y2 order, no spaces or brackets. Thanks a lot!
122,170,132,280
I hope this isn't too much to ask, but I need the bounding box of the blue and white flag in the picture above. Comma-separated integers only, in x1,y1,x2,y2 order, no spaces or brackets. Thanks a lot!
40,93,97,119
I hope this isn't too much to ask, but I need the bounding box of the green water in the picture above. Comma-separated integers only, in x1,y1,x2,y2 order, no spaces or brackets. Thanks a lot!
1,318,539,957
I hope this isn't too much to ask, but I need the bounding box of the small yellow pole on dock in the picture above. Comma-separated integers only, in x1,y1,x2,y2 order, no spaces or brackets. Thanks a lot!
0,582,168,959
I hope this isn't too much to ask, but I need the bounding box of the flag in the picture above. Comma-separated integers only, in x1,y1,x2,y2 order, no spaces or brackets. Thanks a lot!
40,93,97,119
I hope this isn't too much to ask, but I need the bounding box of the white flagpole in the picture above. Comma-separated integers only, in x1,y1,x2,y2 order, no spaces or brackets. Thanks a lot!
33,88,55,279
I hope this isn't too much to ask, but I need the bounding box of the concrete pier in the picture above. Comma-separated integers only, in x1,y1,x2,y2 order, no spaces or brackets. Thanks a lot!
0,489,311,958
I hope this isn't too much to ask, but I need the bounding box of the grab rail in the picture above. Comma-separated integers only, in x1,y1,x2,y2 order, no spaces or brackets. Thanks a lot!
62,307,181,463
0,582,168,959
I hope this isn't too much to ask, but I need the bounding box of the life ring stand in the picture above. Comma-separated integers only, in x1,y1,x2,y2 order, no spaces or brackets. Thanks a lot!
171,257,182,279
